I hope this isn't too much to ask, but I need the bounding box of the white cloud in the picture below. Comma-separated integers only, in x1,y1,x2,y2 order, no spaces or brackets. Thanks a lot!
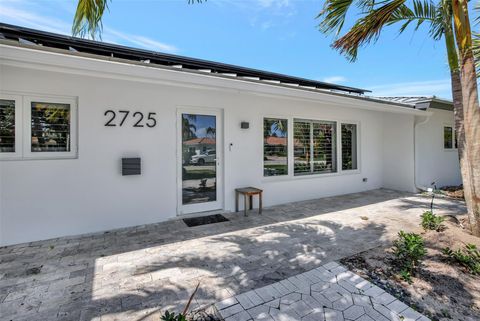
322,76,347,83
369,79,451,97
257,0,291,8
104,29,178,52
0,3,178,53
0,6,71,34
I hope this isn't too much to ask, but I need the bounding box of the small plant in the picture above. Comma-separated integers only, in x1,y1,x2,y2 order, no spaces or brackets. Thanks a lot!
393,231,427,278
420,211,445,231
399,269,413,284
162,311,187,321
443,244,480,275
161,282,200,321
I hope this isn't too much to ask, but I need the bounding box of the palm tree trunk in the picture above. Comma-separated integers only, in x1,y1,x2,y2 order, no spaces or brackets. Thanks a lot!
452,0,480,236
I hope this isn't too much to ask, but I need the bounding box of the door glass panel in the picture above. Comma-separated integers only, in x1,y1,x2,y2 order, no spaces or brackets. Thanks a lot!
182,114,217,205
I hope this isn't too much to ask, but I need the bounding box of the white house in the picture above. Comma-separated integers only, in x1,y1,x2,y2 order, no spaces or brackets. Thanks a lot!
0,24,461,246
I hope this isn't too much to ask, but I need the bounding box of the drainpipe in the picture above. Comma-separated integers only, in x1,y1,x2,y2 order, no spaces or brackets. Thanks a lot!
413,113,432,192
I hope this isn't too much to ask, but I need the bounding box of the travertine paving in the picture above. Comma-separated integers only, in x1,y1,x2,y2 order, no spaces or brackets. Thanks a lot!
0,189,464,320
215,262,429,321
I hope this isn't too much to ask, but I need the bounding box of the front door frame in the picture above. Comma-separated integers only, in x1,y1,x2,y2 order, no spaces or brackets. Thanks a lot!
176,106,224,216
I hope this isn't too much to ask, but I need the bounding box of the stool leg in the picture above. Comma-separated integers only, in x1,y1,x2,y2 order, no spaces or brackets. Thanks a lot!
249,195,253,210
244,195,248,217
259,192,262,214
235,191,239,212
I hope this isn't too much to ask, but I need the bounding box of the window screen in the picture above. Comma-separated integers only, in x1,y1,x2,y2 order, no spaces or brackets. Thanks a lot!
0,99,15,153
264,118,288,176
294,119,337,175
31,102,71,152
341,124,357,170
444,126,453,149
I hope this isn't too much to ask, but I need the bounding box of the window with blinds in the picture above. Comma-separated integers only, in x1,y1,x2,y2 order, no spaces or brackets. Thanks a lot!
341,124,357,170
294,119,337,175
264,118,288,176
0,99,15,153
31,102,71,152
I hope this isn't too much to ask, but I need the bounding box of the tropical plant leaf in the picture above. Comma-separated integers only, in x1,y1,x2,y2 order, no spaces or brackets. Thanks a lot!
332,0,408,60
72,0,109,39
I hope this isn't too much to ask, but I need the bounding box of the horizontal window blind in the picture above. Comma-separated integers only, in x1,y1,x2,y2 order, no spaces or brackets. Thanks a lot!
294,121,311,174
31,102,71,152
294,120,337,175
313,122,336,173
264,118,288,176
341,124,357,170
0,99,15,153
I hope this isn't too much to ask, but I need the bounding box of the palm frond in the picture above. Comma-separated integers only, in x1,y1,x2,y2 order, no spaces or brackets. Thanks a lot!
332,0,407,61
318,0,357,35
72,0,109,39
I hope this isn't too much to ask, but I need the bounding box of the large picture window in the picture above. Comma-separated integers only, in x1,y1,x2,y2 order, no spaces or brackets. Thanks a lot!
294,119,336,175
0,99,16,153
264,118,288,176
31,102,71,152
341,123,358,170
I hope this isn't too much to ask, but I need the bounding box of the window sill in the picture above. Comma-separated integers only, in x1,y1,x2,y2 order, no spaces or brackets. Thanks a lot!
262,169,361,183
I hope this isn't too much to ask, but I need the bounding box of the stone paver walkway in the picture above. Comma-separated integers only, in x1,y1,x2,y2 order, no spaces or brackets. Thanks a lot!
215,262,429,321
0,189,464,321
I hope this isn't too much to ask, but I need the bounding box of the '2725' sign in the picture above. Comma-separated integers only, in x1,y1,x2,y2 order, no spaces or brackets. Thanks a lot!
104,110,157,128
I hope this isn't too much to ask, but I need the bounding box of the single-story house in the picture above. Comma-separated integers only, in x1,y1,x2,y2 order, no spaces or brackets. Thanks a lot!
0,23,461,246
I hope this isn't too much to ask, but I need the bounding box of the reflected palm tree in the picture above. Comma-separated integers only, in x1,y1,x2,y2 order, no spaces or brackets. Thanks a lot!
205,126,216,138
182,114,197,140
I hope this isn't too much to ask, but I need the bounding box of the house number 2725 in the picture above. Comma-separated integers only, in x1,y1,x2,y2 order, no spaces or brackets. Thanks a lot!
104,110,157,128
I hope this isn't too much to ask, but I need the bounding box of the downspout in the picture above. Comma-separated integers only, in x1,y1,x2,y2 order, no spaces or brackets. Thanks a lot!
414,113,432,191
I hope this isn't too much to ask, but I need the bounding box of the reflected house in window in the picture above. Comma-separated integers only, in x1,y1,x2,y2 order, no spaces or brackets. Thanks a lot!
183,137,216,165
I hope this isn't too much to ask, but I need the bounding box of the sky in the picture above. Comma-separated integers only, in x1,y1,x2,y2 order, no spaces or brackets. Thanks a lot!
0,0,472,99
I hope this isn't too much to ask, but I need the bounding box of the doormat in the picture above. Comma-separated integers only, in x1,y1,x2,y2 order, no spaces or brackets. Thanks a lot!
183,214,229,227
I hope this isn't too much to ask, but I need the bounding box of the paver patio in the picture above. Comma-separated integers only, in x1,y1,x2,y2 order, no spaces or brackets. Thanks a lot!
0,189,465,321
215,261,429,321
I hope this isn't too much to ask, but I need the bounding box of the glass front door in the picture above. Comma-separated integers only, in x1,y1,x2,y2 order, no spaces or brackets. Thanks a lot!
179,110,222,214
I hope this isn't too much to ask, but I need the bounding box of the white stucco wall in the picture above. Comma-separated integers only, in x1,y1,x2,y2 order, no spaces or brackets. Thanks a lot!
415,109,462,189
382,113,416,193
0,45,422,245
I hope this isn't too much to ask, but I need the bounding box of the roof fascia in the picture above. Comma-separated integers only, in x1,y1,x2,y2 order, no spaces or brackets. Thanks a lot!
0,43,428,116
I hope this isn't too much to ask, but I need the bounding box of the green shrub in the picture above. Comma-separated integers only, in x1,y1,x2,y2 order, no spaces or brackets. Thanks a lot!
399,269,413,284
443,244,480,275
161,311,187,321
420,211,445,231
393,231,427,275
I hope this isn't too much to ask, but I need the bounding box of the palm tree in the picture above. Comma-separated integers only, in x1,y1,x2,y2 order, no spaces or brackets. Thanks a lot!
318,0,480,235
72,0,204,39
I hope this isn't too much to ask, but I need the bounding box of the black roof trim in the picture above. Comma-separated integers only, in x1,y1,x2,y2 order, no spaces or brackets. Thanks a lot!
0,23,369,95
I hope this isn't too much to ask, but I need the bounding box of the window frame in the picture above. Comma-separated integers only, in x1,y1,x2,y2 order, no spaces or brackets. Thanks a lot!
443,124,457,151
340,122,359,172
293,118,338,176
263,116,289,177
262,115,361,181
0,93,23,160
23,95,78,159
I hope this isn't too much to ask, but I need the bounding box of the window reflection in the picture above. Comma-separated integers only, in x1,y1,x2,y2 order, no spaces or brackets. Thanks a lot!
182,114,217,205
264,118,288,176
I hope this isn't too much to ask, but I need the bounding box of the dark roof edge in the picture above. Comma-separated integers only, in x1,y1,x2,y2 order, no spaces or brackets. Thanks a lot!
0,22,370,95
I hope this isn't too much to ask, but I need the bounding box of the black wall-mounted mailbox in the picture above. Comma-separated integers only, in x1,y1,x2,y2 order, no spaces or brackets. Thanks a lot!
122,158,141,176
241,121,249,129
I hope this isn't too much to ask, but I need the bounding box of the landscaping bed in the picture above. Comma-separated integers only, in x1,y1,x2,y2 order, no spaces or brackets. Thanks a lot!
341,215,480,321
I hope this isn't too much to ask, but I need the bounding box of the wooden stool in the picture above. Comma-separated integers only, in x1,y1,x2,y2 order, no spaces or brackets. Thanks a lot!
235,187,263,216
